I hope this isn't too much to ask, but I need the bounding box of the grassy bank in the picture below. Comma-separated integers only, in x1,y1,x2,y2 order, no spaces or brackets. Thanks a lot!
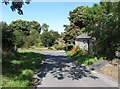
2,49,44,87
66,49,104,66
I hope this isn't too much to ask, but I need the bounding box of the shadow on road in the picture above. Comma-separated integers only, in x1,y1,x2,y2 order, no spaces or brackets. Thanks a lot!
34,54,99,86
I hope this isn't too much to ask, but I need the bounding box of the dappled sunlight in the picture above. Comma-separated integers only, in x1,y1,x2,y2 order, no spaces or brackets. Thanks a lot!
34,54,98,86
2,51,44,87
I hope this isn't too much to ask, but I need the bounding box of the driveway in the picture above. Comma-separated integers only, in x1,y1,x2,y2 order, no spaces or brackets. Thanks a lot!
34,50,118,87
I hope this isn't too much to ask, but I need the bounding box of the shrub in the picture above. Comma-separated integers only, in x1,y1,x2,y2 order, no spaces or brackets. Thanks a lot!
21,69,33,77
53,44,65,50
65,44,74,51
66,51,75,57
66,47,102,65
41,32,55,47
11,60,23,65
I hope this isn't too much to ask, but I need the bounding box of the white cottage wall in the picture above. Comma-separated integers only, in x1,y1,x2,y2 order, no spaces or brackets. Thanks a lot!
75,39,89,51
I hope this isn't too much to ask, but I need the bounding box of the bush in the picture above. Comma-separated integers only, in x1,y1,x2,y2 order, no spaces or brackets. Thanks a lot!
41,32,55,47
66,47,102,65
53,44,65,50
66,51,75,57
21,69,33,77
65,44,74,51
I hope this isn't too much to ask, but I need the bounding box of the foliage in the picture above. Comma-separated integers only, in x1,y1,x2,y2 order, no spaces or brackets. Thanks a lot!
30,20,41,33
1,20,42,61
64,44,74,51
41,31,60,47
41,32,55,47
21,69,33,77
9,19,41,35
3,0,31,15
82,2,120,59
53,44,65,50
13,30,26,50
1,22,15,51
53,37,66,50
2,50,44,87
62,25,80,44
49,30,60,39
63,5,88,44
41,23,49,32
1,22,16,61
66,51,75,57
66,48,103,65
24,30,41,48
2,77,29,87
64,2,120,59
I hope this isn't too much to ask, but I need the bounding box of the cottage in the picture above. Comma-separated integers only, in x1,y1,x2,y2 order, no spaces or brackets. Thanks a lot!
75,33,92,53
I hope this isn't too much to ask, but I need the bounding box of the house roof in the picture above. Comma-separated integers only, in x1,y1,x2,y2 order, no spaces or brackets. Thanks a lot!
76,33,91,39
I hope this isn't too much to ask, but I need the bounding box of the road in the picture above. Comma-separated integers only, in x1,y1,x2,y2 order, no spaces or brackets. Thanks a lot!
34,50,118,88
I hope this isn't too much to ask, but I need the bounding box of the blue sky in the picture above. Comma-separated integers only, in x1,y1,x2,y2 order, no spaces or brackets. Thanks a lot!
1,2,100,33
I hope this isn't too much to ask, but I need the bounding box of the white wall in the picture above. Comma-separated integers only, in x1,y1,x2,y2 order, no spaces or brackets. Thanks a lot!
75,39,89,51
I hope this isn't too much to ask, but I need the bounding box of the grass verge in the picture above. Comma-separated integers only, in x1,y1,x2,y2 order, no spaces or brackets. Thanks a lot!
2,49,44,87
66,50,104,66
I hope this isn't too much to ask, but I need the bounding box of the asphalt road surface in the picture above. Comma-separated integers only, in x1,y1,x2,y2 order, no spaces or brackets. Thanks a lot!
34,50,118,88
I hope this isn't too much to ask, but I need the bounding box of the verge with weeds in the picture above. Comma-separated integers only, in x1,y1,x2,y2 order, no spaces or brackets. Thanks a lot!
66,48,104,66
2,49,44,87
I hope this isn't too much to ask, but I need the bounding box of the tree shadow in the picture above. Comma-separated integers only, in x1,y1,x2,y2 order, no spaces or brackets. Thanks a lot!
34,54,99,86
2,52,44,82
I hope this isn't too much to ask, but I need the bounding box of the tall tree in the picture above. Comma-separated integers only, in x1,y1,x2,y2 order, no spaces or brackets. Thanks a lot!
9,19,30,35
83,3,120,59
9,19,41,49
63,5,88,44
64,2,120,59
1,22,15,51
1,22,16,61
29,20,41,33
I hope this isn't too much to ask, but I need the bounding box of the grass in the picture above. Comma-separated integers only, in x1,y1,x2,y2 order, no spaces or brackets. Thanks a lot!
66,50,103,66
2,49,44,88
66,51,75,57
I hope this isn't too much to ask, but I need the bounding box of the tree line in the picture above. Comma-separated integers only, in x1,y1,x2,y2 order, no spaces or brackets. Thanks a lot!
62,2,120,60
2,1,120,60
1,20,60,61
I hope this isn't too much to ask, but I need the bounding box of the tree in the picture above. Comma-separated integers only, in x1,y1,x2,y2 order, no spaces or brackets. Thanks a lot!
30,20,41,33
63,24,80,44
13,30,25,50
64,2,120,59
41,32,55,47
41,23,49,32
63,5,88,44
9,19,30,35
1,22,15,51
3,0,31,15
49,30,60,39
68,5,88,29
9,19,41,49
1,22,15,61
83,3,120,59
24,30,40,48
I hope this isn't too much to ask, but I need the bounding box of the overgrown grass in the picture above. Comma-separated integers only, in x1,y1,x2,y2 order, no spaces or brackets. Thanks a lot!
66,50,104,66
2,49,44,87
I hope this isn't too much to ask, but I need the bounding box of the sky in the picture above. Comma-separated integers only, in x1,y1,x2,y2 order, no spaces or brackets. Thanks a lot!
1,1,100,33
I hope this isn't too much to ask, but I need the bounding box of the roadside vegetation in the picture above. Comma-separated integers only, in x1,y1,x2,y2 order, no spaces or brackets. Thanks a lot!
64,2,119,66
66,47,104,66
2,49,44,87
1,1,120,87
